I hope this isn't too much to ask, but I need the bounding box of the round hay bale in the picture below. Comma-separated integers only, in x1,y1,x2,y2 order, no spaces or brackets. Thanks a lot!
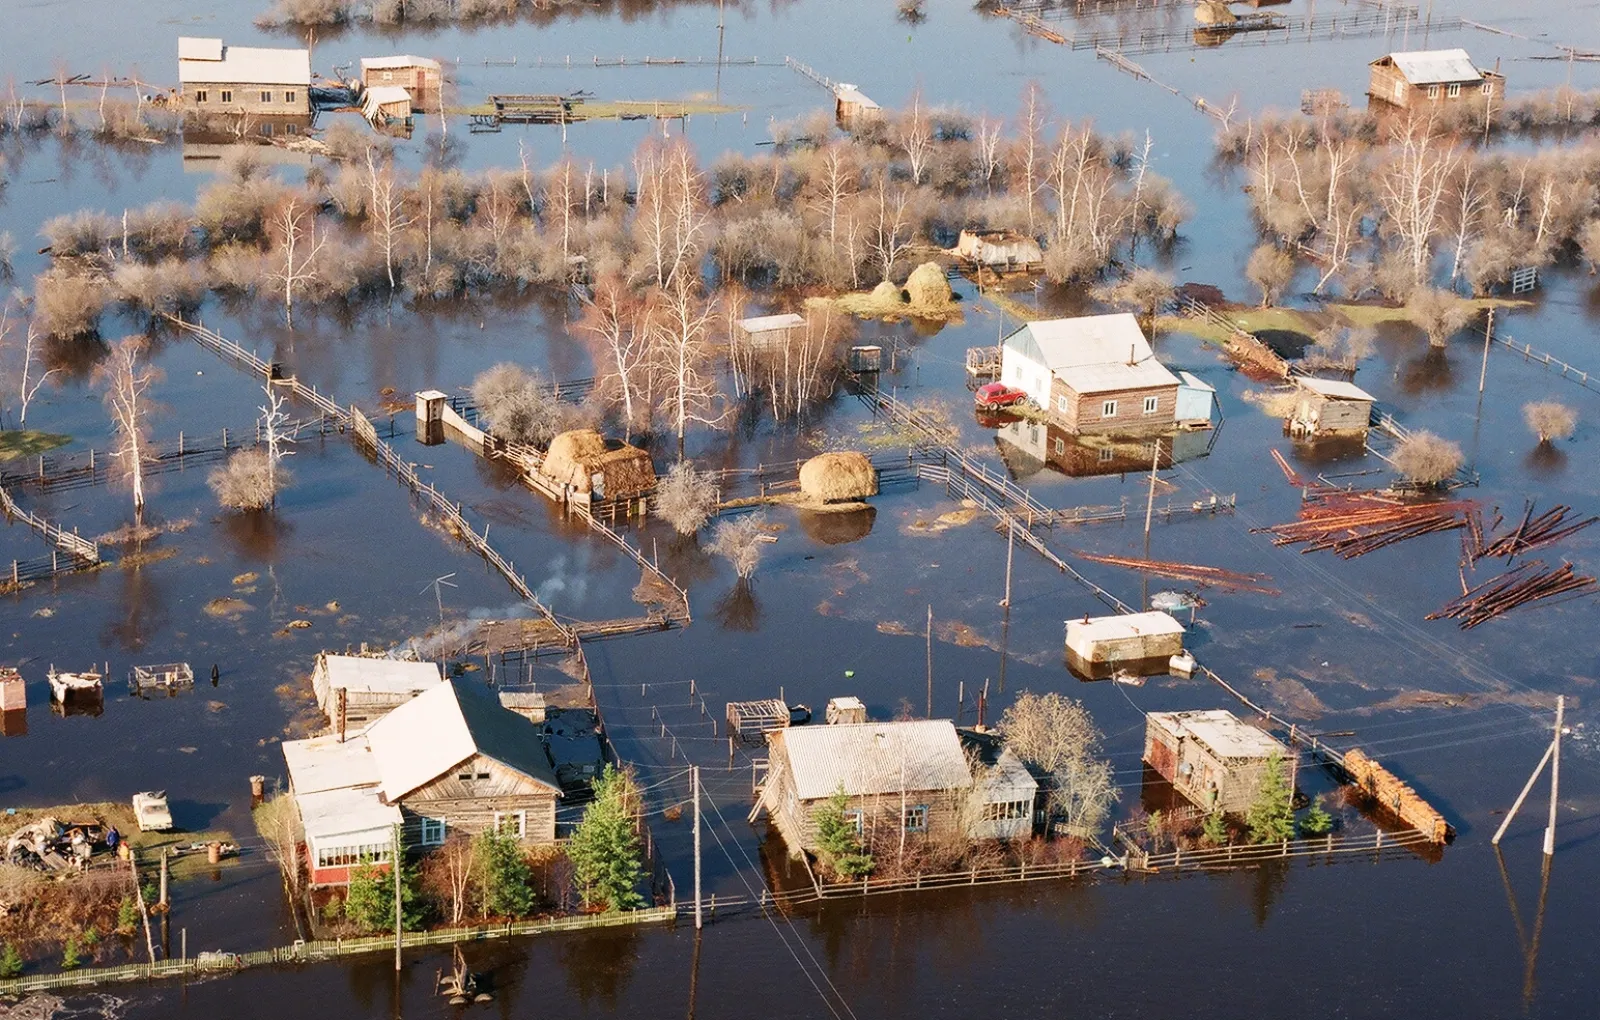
799,505,877,545
870,280,905,306
1194,0,1237,25
904,262,952,308
799,451,879,504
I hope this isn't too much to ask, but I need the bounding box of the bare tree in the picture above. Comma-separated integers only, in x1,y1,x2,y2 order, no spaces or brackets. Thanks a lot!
16,323,57,427
1014,82,1047,235
1410,287,1472,348
472,363,565,447
95,336,161,515
1393,431,1463,487
651,276,724,449
575,276,654,439
1246,244,1295,307
267,197,326,328
1377,117,1460,291
655,460,719,536
976,115,1003,193
997,691,1118,837
867,173,912,284
252,792,304,899
709,512,767,579
422,834,476,925
898,89,934,186
365,149,412,291
209,449,285,511
1524,401,1577,444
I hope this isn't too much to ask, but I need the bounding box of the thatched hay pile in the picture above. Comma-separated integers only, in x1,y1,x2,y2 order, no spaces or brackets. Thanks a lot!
799,451,878,504
1194,0,1237,25
870,280,904,305
537,429,657,499
905,262,953,309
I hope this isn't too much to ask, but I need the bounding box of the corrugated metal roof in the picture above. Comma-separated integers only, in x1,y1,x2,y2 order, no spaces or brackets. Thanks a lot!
1177,370,1215,393
780,720,973,801
297,786,401,842
1065,610,1185,642
361,55,442,71
179,44,311,86
367,678,561,801
738,313,806,333
1005,314,1180,394
834,84,880,110
1148,709,1289,761
1384,49,1482,86
1295,376,1374,401
283,733,382,794
320,654,441,696
178,37,224,61
363,85,412,119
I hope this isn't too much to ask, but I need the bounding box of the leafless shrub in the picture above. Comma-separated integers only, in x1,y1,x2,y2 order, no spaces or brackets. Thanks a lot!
32,267,111,338
209,448,286,511
1579,219,1600,274
1246,244,1294,307
113,258,205,316
321,121,389,164
1409,287,1472,347
1300,325,1375,373
708,512,767,579
655,460,719,536
1463,229,1521,296
1241,387,1297,418
1393,430,1463,486
0,230,15,277
127,201,196,261
40,210,119,257
1094,267,1174,324
207,242,270,293
256,0,354,26
196,173,292,244
471,363,565,447
1523,401,1577,444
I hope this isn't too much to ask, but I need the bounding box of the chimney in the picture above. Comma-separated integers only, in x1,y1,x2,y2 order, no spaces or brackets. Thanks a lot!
1129,343,1136,366
337,686,348,743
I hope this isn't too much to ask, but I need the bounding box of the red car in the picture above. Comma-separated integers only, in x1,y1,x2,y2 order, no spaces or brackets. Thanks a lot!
975,382,1027,408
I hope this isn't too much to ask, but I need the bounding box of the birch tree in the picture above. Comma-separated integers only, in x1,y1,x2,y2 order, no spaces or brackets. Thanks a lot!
868,173,912,284
575,275,655,439
365,149,411,291
96,336,161,516
651,276,724,450
1377,117,1460,289
267,197,325,328
898,89,934,186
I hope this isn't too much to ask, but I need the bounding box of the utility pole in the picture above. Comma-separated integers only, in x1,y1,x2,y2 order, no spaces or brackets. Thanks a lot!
1000,519,1014,608
1492,695,1564,857
692,766,703,931
1142,437,1162,545
1479,307,1494,395
925,605,933,718
392,823,403,971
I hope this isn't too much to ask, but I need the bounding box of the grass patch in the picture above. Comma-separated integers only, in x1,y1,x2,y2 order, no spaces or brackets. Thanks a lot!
0,801,237,881
0,431,71,461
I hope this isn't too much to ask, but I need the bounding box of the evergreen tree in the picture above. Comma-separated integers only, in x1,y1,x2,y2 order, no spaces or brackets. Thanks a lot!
1301,799,1333,836
0,942,22,978
344,855,428,933
813,787,874,879
1246,752,1296,844
473,829,537,918
568,765,646,912
1202,810,1228,847
60,935,81,970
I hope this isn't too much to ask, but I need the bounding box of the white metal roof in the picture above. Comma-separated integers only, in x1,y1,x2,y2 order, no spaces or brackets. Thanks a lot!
282,733,382,794
1148,710,1290,762
1065,610,1186,642
363,86,412,119
827,695,865,712
1177,370,1215,393
978,747,1039,802
179,43,311,86
738,313,806,333
1295,376,1375,401
1383,49,1483,85
779,720,973,801
178,37,224,61
1006,314,1180,394
296,786,402,843
834,85,880,110
319,654,442,696
361,55,442,71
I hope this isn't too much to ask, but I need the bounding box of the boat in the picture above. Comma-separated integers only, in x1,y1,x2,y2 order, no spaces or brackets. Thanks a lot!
788,703,812,725
47,666,104,703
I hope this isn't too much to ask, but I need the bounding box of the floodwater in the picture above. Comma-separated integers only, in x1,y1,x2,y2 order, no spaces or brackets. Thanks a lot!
2,0,1600,1015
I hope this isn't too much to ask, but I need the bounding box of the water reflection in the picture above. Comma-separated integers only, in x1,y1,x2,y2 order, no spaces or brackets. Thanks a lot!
1248,859,1290,928
43,334,110,383
1398,347,1455,396
713,579,761,632
797,506,876,545
559,927,641,1008
220,510,294,562
103,550,170,653
1524,444,1568,478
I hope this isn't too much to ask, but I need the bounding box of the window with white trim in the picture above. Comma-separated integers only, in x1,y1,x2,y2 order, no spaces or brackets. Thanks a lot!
1143,395,1159,415
1481,82,1494,97
315,843,392,868
1053,438,1065,455
195,90,208,103
1098,447,1115,463
1056,395,1068,412
285,91,297,104
843,809,864,836
980,800,1030,822
1427,85,1440,99
220,89,233,103
1393,80,1404,101
1101,400,1118,418
383,70,394,81
903,805,928,833
493,810,527,839
420,817,446,846
1447,83,1461,98
260,90,273,103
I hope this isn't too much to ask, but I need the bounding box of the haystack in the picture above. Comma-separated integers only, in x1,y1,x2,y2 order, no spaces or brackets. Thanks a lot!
870,280,905,306
1194,0,1237,25
537,429,657,500
905,262,953,308
798,451,878,504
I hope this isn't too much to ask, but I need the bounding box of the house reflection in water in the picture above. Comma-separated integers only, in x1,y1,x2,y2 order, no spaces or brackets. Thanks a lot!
994,418,1213,480
182,118,315,173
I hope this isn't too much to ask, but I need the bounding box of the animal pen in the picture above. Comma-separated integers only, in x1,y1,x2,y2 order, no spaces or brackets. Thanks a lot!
129,663,194,696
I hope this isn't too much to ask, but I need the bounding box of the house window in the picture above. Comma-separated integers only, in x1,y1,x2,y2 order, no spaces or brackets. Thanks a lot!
260,90,273,103
220,89,233,103
1481,82,1494,97
843,809,864,836
1101,400,1118,418
903,805,928,833
1056,395,1068,413
285,91,297,104
1098,447,1115,463
1143,395,1159,415
316,843,392,868
1447,83,1461,99
1427,85,1440,99
195,90,208,103
1053,438,1065,455
420,817,446,846
286,122,299,134
981,800,1029,821
493,810,527,839
1392,81,1404,101
259,123,273,136
477,771,491,780
383,70,394,81
457,771,473,781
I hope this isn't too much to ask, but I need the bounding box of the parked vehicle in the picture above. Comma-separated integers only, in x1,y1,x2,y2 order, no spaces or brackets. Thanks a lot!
974,382,1027,408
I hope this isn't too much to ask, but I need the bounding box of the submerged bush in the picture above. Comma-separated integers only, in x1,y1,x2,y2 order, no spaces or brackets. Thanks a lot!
655,461,719,536
1523,401,1577,444
209,449,288,511
1393,431,1463,486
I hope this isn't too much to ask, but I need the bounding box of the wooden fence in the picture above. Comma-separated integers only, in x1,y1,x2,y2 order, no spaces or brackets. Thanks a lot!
808,855,1105,900
0,485,98,562
1124,827,1436,873
1495,335,1600,396
1179,297,1293,379
0,906,677,997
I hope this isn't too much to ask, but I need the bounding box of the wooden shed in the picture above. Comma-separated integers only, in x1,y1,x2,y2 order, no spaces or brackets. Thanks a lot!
359,55,443,112
955,229,1043,271
1288,377,1374,439
833,84,883,128
536,429,656,503
1065,610,1185,679
177,37,310,117
736,312,806,353
825,696,867,725
362,85,412,125
1368,49,1503,111
0,668,23,713
1143,710,1297,814
311,652,444,732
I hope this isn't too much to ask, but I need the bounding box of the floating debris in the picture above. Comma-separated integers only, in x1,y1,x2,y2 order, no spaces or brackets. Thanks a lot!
1428,560,1597,629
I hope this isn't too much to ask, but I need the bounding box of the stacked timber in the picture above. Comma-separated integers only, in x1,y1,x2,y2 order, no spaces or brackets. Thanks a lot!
1253,492,1475,558
1071,552,1279,594
1429,560,1597,629
1468,502,1597,562
1343,748,1453,843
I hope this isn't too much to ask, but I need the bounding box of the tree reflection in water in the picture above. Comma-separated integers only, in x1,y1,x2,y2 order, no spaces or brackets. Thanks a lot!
560,928,641,1008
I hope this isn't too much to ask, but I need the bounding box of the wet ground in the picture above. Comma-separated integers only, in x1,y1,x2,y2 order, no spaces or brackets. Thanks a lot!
2,0,1600,1015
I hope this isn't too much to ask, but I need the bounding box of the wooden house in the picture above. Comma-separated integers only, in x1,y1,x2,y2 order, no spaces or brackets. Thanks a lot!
833,84,883,128
955,229,1043,271
736,312,806,353
362,85,412,125
1143,710,1297,814
999,314,1181,435
282,733,402,887
959,729,1040,840
359,55,442,112
366,678,563,847
311,652,443,732
1065,610,1185,679
761,719,1023,855
1368,49,1503,111
177,37,311,117
1287,377,1374,438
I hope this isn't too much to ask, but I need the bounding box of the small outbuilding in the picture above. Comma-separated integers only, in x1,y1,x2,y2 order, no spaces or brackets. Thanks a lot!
311,652,444,732
362,85,413,124
799,451,878,504
736,312,806,353
1287,376,1374,439
956,229,1043,271
0,668,23,712
1065,610,1185,679
537,429,657,504
960,729,1040,841
825,696,867,725
1369,49,1503,110
1143,710,1297,814
282,732,401,887
1175,371,1216,428
359,55,443,111
833,84,883,127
